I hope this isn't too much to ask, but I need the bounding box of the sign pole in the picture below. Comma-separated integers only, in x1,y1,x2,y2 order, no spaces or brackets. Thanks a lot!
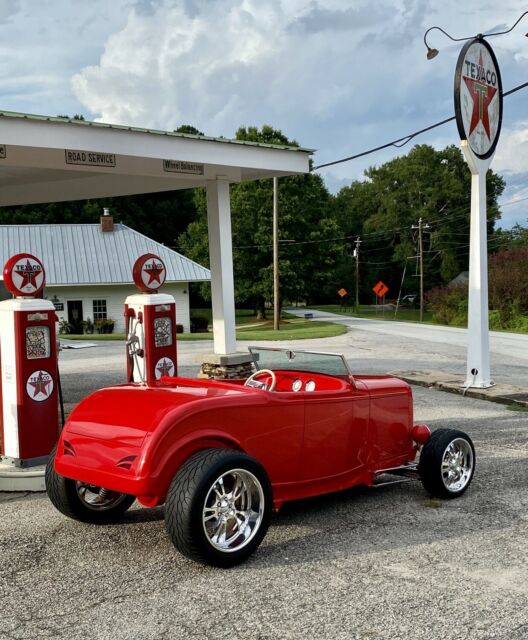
462,143,493,387
454,36,502,389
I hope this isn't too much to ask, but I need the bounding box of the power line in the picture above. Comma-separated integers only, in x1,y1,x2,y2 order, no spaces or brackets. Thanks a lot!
312,80,528,171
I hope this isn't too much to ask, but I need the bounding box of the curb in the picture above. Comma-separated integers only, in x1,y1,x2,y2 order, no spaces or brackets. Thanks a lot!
0,463,46,492
390,370,528,408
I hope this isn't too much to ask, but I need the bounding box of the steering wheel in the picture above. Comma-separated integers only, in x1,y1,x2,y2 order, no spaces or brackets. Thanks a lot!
244,369,277,391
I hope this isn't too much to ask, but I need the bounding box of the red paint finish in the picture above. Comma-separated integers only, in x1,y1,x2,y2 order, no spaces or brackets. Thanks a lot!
411,423,431,445
15,310,58,459
124,301,178,382
55,371,424,508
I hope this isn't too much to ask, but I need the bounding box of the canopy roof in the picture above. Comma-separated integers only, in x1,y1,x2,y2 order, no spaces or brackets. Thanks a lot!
0,110,312,207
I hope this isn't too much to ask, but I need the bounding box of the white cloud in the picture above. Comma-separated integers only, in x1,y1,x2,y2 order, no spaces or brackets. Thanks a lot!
72,0,441,135
494,122,528,175
0,0,135,116
0,0,525,228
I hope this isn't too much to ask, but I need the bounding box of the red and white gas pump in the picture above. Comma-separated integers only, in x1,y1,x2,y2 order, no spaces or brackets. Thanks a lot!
124,254,177,384
0,254,58,467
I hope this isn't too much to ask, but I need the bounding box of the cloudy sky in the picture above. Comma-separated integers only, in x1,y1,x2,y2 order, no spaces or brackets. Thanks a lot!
0,0,526,227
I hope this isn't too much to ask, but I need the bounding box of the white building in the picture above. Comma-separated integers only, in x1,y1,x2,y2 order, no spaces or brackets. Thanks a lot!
0,216,210,334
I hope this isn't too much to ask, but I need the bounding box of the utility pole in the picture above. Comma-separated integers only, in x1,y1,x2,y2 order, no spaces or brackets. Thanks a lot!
354,236,361,312
411,218,430,322
273,177,279,331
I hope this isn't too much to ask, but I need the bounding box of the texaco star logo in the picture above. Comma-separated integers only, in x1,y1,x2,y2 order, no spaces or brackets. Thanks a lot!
26,370,54,402
463,51,498,140
142,259,165,288
12,257,44,294
155,357,175,379
455,38,502,159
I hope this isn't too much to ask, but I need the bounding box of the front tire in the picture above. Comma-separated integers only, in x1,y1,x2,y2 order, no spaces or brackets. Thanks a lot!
165,448,272,567
45,448,136,523
419,428,475,499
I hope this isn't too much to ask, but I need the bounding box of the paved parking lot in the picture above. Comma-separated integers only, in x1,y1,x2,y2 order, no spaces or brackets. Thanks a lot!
3,327,528,639
2,378,527,639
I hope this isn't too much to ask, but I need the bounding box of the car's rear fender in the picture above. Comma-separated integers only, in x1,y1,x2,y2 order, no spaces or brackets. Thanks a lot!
136,429,244,507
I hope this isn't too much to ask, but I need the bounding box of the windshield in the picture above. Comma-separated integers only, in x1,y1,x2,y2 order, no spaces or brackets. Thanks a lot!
248,346,353,379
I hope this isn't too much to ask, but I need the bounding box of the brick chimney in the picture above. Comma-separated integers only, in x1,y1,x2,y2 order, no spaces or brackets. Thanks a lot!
100,207,114,232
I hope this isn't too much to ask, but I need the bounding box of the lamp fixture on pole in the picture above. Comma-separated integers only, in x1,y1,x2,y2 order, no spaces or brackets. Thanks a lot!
423,11,528,59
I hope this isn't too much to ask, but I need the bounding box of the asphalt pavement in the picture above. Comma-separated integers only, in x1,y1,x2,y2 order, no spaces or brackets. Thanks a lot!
1,321,528,639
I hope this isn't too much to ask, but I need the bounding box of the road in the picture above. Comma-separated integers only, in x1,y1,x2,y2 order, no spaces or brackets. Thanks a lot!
56,311,528,406
1,387,527,640
286,309,528,388
59,309,528,403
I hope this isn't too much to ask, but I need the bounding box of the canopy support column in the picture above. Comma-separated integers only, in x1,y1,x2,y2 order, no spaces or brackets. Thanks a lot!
206,178,236,355
199,180,254,380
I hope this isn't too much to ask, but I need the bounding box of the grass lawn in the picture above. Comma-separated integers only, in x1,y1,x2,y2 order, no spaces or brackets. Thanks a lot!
235,319,346,340
60,312,346,342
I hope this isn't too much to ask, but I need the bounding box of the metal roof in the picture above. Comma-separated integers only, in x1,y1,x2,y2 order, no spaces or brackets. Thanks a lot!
0,110,314,153
0,223,210,285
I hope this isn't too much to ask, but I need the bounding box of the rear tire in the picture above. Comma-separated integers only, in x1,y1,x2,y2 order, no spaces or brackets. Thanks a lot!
45,447,136,523
419,428,475,499
165,448,272,567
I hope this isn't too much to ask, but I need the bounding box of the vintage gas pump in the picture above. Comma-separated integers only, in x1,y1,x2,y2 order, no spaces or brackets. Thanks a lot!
124,253,177,384
0,254,58,467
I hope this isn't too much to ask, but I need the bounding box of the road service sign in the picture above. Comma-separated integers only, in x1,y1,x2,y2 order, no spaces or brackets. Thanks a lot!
454,37,502,159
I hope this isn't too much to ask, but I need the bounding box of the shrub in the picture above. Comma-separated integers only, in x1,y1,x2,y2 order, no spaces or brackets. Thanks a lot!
95,318,115,334
58,319,73,334
489,247,528,326
82,317,94,334
190,315,209,333
176,324,184,334
426,285,467,325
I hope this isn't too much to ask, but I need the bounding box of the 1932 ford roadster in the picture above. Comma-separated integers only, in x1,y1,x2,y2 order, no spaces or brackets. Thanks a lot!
46,347,475,567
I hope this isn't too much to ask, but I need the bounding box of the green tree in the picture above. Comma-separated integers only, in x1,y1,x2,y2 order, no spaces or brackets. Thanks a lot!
492,221,528,248
179,125,342,315
333,144,505,299
174,124,205,136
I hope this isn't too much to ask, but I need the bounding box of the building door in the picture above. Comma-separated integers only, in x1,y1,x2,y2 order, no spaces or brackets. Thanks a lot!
67,300,83,334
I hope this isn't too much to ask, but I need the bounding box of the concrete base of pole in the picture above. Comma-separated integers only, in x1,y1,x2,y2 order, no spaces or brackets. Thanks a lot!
0,460,46,492
462,379,495,389
199,353,255,380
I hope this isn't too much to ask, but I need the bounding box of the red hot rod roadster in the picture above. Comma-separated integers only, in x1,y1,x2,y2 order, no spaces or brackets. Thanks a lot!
46,347,475,567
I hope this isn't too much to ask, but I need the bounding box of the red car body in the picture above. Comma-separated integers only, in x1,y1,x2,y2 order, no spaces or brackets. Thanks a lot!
55,370,419,509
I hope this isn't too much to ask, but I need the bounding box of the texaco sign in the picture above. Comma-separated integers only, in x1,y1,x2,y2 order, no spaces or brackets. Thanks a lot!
454,38,502,159
132,253,166,292
3,253,46,297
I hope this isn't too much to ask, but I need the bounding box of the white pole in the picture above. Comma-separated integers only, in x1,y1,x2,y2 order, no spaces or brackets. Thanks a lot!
273,177,279,331
461,141,493,388
206,179,237,355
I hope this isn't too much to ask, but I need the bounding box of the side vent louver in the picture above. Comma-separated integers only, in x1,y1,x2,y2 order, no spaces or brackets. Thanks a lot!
63,440,76,457
116,455,137,470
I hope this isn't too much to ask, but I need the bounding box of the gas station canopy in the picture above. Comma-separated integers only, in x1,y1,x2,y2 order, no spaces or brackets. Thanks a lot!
0,111,311,205
0,110,313,357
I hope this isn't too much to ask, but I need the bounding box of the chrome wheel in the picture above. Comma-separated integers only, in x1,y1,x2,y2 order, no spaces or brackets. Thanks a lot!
75,482,130,512
202,469,265,553
441,438,474,493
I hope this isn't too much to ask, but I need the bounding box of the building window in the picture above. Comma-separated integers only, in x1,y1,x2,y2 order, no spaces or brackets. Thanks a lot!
93,299,107,320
